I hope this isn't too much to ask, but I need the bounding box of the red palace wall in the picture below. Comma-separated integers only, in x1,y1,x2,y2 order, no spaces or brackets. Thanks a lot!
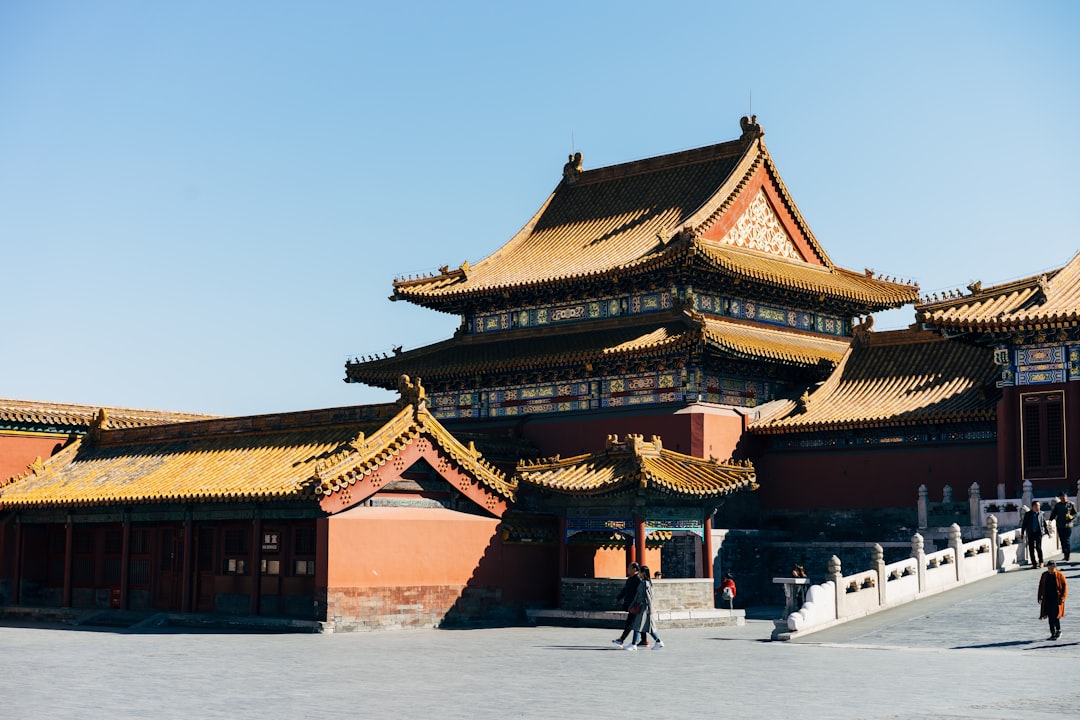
0,433,67,482
323,506,556,629
754,444,998,510
996,382,1080,497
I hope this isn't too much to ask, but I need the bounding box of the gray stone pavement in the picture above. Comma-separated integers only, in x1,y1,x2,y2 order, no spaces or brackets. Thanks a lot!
1,562,1077,720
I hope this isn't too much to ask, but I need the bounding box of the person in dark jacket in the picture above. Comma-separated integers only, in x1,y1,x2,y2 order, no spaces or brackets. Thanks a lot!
1021,501,1045,568
612,562,644,647
1038,560,1068,640
1049,492,1076,562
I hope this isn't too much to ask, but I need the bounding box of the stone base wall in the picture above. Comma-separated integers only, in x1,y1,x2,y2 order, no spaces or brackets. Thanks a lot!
326,584,521,631
558,578,714,612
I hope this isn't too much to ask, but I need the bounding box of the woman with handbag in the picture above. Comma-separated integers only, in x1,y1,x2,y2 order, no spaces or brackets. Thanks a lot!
622,565,665,651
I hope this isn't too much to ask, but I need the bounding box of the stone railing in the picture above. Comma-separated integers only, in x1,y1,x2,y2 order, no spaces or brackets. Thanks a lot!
921,479,1077,531
774,520,1029,640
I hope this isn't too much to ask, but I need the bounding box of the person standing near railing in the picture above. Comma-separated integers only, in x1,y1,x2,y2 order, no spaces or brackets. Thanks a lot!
1021,501,1046,568
1049,492,1076,562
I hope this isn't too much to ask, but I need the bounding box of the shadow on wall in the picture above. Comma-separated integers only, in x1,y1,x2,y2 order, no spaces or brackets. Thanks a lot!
441,524,559,628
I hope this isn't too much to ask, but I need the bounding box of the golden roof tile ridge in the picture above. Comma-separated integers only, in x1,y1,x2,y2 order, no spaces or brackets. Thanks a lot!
565,137,749,187
96,403,401,447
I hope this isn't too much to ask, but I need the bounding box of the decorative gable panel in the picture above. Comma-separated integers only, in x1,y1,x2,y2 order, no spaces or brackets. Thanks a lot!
718,190,803,260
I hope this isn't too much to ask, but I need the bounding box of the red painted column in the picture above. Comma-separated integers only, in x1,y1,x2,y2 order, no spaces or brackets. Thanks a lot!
12,520,22,605
119,516,130,611
634,515,646,568
702,512,714,579
181,515,193,613
249,514,262,616
62,516,73,608
556,516,567,607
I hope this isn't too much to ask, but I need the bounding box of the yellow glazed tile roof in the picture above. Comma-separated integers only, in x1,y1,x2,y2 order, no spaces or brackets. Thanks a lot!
392,120,916,313
1,397,514,509
394,138,749,305
750,329,999,434
313,399,515,502
916,251,1080,332
346,315,698,388
0,398,215,430
700,316,852,368
694,244,919,309
347,311,852,388
516,434,757,499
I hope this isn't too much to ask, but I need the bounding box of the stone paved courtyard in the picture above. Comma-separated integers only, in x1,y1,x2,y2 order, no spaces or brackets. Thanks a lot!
1,561,1077,720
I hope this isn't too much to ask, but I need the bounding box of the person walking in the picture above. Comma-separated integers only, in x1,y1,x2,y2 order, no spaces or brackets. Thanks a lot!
622,565,664,651
717,572,737,609
1021,501,1046,568
1038,559,1068,640
612,562,644,648
1049,492,1076,562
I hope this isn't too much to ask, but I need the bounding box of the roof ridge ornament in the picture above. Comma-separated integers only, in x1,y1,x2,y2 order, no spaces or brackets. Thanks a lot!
87,408,109,444
396,374,428,412
563,152,583,183
852,314,875,343
739,115,763,140
1036,273,1050,303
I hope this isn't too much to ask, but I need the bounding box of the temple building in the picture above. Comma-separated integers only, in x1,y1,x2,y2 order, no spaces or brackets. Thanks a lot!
0,385,754,628
6,119,1072,624
346,117,918,465
749,326,1000,535
916,251,1080,498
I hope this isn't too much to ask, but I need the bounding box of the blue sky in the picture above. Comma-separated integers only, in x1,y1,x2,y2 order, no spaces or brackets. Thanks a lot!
2,1,1078,416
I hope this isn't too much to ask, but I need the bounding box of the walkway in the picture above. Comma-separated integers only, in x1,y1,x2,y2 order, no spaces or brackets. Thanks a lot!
0,562,1076,719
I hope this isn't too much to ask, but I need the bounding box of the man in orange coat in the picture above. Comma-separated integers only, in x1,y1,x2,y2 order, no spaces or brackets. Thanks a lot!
1038,560,1068,640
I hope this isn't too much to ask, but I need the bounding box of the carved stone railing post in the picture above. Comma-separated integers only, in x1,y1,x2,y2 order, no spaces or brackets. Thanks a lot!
1022,480,1033,511
985,515,999,571
828,555,842,619
872,543,886,606
917,485,928,529
943,484,953,504
911,533,926,594
969,482,981,527
949,523,963,582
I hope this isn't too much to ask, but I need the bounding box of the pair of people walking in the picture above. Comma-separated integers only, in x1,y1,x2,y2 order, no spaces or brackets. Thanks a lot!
613,564,664,651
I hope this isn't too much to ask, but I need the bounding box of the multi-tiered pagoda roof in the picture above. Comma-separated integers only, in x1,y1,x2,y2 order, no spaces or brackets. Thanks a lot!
348,119,919,416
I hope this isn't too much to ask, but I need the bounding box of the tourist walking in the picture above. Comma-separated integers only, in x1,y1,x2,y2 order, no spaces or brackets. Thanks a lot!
612,562,645,647
1021,501,1046,568
1049,492,1076,562
717,572,737,609
1037,560,1068,640
622,565,664,651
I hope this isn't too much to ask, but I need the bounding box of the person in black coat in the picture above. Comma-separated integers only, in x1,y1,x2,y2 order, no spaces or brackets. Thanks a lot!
1021,501,1046,568
612,562,644,647
1049,492,1076,562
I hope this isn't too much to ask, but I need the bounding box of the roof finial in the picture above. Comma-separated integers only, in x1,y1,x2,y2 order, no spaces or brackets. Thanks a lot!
739,115,763,140
563,152,583,183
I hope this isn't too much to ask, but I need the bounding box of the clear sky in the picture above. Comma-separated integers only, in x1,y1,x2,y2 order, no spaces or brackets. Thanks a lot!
2,1,1078,417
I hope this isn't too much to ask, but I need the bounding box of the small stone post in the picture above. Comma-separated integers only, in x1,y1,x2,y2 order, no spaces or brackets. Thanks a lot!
917,485,929,529
943,484,953,504
911,533,926,594
828,555,843,619
949,523,963,582
1022,480,1033,511
872,543,886,607
985,515,999,572
969,482,981,528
